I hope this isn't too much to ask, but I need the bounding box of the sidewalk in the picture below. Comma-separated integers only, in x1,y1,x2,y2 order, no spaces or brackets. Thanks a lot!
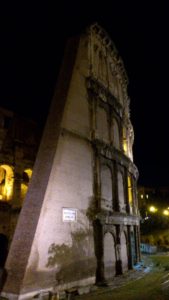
75,258,153,299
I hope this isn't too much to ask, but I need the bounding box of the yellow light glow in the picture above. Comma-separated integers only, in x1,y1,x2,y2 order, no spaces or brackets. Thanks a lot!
123,128,128,155
123,139,128,154
149,206,158,213
140,194,143,199
24,168,32,179
0,164,14,201
128,176,133,204
163,210,169,216
21,183,28,201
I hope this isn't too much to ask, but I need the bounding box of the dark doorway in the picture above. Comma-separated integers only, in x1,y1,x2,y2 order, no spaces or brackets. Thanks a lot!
93,220,104,284
130,232,136,265
0,234,8,268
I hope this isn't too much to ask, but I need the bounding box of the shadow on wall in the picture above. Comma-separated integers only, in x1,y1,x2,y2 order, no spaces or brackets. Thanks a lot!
0,234,8,292
47,229,96,284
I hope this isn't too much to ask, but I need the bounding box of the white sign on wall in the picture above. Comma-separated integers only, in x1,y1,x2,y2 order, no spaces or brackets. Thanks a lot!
62,208,77,222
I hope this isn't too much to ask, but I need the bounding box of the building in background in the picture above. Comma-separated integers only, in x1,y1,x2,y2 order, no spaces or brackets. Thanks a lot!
138,185,169,248
1,23,140,299
0,107,40,267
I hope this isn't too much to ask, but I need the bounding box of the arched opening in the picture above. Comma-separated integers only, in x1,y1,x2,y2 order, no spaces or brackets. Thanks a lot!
0,165,14,202
21,168,32,202
103,232,116,280
128,175,133,214
120,231,128,273
130,231,136,265
0,234,8,267
101,165,112,210
122,127,128,155
97,107,109,142
108,62,118,98
117,172,125,212
111,119,120,149
98,51,107,85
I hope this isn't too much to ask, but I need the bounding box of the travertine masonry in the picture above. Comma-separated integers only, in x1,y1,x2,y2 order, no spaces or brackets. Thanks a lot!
1,23,140,299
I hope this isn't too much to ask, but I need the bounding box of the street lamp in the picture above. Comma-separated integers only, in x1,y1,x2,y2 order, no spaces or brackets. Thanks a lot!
149,206,158,213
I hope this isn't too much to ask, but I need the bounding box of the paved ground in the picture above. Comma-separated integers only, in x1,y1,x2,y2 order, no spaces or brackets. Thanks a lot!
74,255,166,300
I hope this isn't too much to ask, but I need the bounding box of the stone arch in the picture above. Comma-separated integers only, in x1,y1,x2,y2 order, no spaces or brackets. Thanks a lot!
0,165,14,201
122,126,128,155
120,231,128,273
111,118,120,149
100,165,112,210
97,106,109,142
130,230,137,265
108,62,118,98
103,232,116,280
128,175,133,214
21,168,32,202
98,51,107,84
117,171,125,212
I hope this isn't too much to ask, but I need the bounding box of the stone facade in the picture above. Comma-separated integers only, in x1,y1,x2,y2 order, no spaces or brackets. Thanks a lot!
1,23,140,299
0,107,40,267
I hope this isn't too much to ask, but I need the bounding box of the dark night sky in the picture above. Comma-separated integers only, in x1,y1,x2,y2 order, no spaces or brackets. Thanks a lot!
0,1,169,187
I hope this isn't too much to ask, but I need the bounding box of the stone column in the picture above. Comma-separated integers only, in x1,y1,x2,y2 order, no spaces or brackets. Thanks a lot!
113,163,120,212
135,225,141,262
115,225,122,275
127,225,133,269
93,153,101,211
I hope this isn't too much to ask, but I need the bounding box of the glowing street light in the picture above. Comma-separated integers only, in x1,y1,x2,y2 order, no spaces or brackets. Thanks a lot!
163,210,169,216
149,206,158,213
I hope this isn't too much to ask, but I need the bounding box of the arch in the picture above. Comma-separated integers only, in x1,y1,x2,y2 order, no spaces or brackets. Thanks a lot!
130,230,136,265
103,232,116,280
120,231,128,273
97,107,109,142
108,62,118,98
111,118,120,149
117,171,125,212
101,165,112,210
21,168,32,201
0,233,8,267
0,165,14,201
98,51,107,84
122,124,134,161
128,175,133,214
122,127,128,155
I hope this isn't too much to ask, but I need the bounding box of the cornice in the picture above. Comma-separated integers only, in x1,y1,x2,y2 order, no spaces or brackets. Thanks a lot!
86,76,123,118
92,139,138,179
87,23,128,86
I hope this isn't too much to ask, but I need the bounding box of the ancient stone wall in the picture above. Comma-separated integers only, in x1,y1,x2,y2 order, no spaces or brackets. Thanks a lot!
1,23,140,299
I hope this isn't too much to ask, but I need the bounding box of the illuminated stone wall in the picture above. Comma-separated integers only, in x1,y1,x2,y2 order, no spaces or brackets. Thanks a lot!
1,24,140,299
